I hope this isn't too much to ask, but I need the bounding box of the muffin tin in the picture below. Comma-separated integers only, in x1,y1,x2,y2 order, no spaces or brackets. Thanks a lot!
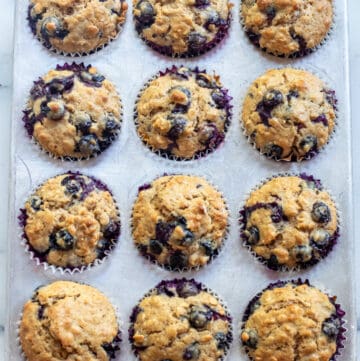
5,0,356,360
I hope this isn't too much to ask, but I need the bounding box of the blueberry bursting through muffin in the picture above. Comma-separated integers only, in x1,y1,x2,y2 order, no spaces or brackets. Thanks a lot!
135,66,232,160
19,171,121,270
23,63,121,160
239,174,339,271
129,279,233,361
133,0,232,57
240,280,346,361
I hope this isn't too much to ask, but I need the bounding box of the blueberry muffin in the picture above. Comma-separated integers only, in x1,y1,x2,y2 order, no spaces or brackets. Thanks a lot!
28,0,128,55
23,63,122,160
240,174,338,270
242,68,337,161
20,172,120,269
135,66,232,160
129,279,232,361
240,280,345,361
133,0,232,57
241,0,333,57
20,281,121,361
132,175,228,270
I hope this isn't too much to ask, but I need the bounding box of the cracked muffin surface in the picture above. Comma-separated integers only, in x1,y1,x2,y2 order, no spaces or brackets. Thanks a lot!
241,0,333,57
21,172,120,269
242,68,336,161
241,282,342,361
135,66,231,159
23,63,122,160
240,175,338,270
132,175,228,270
28,0,128,54
133,0,232,57
129,279,232,361
20,281,121,361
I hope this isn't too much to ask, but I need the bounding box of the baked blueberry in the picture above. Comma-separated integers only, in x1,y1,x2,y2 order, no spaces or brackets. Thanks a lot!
149,239,163,255
176,281,200,298
189,306,212,329
50,229,75,250
292,245,313,263
30,196,42,211
78,134,100,156
135,0,156,28
243,226,259,245
167,116,187,141
312,202,331,223
241,329,258,348
263,144,283,159
169,251,188,270
322,316,340,339
183,343,200,360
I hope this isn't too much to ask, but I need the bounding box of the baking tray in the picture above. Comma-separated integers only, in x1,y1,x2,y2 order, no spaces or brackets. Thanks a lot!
5,0,356,360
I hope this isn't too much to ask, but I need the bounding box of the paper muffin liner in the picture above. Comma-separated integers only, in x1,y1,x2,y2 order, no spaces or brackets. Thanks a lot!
18,171,121,275
239,279,346,361
130,173,230,273
17,281,123,360
129,278,233,361
134,65,233,162
26,1,128,57
133,2,233,58
239,66,339,163
22,62,123,162
239,0,336,59
238,172,341,272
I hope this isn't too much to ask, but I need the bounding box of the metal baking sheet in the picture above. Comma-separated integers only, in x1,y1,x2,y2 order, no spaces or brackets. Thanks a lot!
5,0,356,359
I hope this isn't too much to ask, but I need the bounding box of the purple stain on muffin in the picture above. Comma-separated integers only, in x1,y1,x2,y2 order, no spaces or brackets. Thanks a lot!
101,330,122,359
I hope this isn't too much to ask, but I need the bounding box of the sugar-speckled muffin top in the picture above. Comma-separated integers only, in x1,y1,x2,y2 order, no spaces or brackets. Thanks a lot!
132,175,228,270
241,175,338,270
241,0,333,57
129,279,232,361
21,172,120,269
242,68,337,161
23,63,122,160
241,281,344,361
133,0,232,57
28,0,128,54
136,66,232,160
20,281,121,361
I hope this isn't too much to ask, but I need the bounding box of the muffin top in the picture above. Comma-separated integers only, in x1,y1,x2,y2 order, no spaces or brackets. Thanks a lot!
130,279,232,361
241,281,342,361
28,0,128,54
133,0,231,57
241,175,338,270
135,66,231,159
241,0,333,57
20,281,120,361
242,68,336,161
132,175,228,270
22,172,120,269
23,63,122,160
